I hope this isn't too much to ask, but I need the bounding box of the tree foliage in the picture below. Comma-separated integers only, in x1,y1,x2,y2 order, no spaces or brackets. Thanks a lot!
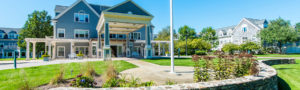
199,27,218,47
240,41,260,52
178,25,196,41
222,43,240,54
296,22,300,31
155,26,177,40
17,10,53,55
175,38,211,55
259,17,298,53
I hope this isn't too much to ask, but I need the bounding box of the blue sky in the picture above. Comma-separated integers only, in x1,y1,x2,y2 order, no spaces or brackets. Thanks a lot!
0,0,300,34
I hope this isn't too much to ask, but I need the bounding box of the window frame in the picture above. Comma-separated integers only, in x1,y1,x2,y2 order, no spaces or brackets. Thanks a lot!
57,46,65,57
74,13,89,23
74,29,89,39
243,27,247,32
57,28,65,38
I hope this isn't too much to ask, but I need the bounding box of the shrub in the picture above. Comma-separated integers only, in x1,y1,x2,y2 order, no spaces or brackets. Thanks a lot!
165,80,176,85
192,55,210,82
102,78,120,88
222,43,240,55
81,62,96,77
102,61,118,82
18,70,33,90
70,74,96,87
140,81,155,87
195,50,207,55
50,66,65,85
77,51,84,57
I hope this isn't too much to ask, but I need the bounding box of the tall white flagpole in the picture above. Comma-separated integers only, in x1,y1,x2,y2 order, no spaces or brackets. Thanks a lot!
170,0,175,73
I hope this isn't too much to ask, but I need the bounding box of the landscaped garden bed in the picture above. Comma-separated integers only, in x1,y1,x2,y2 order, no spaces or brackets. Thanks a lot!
0,60,136,90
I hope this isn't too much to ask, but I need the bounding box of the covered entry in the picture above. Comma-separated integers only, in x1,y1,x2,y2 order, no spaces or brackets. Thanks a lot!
96,0,154,60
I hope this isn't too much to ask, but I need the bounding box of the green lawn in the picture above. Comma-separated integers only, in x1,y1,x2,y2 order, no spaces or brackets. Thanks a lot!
255,54,300,57
272,59,300,90
0,58,42,61
142,58,274,67
0,60,137,90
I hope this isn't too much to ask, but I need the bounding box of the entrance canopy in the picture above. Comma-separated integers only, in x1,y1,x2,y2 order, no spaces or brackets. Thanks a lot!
96,12,153,34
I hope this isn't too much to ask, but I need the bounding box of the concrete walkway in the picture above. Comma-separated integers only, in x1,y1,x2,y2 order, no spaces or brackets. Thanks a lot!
121,59,194,85
0,58,130,70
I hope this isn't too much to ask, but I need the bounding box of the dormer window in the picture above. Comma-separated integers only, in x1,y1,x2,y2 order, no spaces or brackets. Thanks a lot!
0,33,4,38
74,11,89,23
8,31,17,39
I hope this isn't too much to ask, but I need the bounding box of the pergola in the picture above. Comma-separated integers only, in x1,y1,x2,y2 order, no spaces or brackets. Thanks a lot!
24,37,90,60
96,11,153,60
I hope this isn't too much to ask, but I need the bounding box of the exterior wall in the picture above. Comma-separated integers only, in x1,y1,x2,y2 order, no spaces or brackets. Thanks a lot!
232,20,260,45
56,43,71,58
55,1,99,39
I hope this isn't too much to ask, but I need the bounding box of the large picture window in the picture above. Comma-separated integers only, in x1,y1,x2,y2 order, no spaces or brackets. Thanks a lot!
57,46,65,57
74,30,89,38
75,47,88,55
57,28,65,38
74,12,89,23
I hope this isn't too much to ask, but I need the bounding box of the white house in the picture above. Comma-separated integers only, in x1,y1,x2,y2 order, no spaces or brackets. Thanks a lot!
216,18,268,50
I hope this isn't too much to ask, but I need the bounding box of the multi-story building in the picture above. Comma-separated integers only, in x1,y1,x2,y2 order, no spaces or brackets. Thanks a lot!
216,18,268,50
25,0,168,60
0,27,25,58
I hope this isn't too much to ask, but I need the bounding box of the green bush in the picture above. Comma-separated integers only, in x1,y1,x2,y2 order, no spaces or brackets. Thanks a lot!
70,74,96,87
165,80,176,85
195,50,207,55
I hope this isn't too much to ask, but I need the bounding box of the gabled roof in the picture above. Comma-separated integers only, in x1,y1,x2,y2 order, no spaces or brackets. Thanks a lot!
54,0,102,19
103,0,153,17
0,27,21,34
244,18,266,29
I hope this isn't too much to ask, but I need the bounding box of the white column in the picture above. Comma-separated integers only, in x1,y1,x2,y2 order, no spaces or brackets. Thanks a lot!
52,43,56,59
26,41,30,60
48,42,51,56
170,0,175,73
53,20,57,39
152,44,155,56
70,42,74,54
126,33,130,57
158,43,161,56
32,42,36,60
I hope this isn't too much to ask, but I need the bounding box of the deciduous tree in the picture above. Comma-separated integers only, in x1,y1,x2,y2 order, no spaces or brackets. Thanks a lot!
259,18,298,53
17,10,53,57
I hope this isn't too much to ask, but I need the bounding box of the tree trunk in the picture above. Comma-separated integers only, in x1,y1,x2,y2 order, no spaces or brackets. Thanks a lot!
278,42,282,54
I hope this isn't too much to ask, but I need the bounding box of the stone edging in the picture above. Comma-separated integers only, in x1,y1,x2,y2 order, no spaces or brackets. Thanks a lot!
51,59,295,90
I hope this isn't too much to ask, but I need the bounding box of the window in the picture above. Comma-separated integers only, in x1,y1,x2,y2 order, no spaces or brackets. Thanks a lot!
9,33,15,39
57,28,65,38
92,46,97,56
0,43,4,48
243,27,247,32
129,32,141,40
57,46,65,57
75,30,89,38
128,11,133,14
74,12,89,23
0,33,4,38
75,47,88,55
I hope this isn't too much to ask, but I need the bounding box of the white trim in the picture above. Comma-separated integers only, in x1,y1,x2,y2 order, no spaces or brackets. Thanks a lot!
57,46,65,57
74,29,89,39
54,0,99,20
57,28,65,38
103,0,153,17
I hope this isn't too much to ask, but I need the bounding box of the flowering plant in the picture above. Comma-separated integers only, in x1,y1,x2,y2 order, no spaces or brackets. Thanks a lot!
70,74,96,87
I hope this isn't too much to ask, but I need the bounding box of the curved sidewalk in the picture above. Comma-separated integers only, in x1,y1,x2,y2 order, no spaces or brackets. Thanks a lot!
122,59,194,85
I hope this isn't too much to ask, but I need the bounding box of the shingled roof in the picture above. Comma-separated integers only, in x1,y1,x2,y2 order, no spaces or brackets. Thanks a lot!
0,27,21,34
55,4,111,14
